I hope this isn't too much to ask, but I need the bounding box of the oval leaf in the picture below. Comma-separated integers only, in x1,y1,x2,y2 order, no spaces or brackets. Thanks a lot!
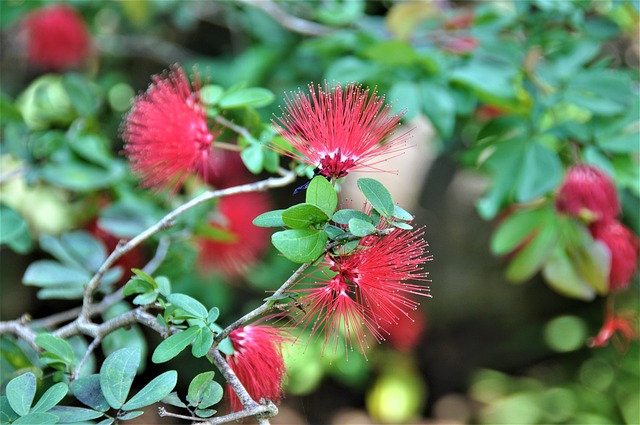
35,334,75,364
332,209,371,225
121,370,177,411
282,203,329,229
167,294,208,319
49,406,104,423
191,329,214,358
70,374,111,412
152,327,200,364
219,87,274,109
31,382,68,413
6,372,36,416
253,210,286,227
100,347,141,409
23,261,90,287
272,229,328,263
357,178,394,217
306,176,338,218
13,412,58,424
348,218,376,237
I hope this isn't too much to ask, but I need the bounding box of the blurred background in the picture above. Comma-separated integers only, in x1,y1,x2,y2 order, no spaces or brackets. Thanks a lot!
1,1,638,424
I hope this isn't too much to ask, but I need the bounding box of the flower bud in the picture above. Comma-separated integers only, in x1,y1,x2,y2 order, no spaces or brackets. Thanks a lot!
590,219,639,291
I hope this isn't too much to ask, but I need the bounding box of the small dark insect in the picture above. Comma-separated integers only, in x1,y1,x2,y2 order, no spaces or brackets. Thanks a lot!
292,167,322,195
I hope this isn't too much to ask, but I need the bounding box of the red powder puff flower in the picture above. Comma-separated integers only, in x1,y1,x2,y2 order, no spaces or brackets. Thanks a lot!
273,83,411,180
590,219,639,292
293,226,431,357
226,325,287,412
555,164,620,223
122,66,216,193
197,191,271,278
22,4,91,71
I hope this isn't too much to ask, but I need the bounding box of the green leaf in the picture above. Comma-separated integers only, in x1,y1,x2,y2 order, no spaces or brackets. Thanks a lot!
272,229,328,263
40,231,106,271
0,205,32,253
252,210,286,227
241,144,264,174
160,392,187,409
506,220,559,283
332,209,371,225
121,370,177,411
70,374,110,412
200,85,225,106
31,382,68,413
23,261,90,287
420,81,456,139
306,176,338,218
0,396,19,423
122,279,155,296
48,406,103,423
97,418,115,425
491,206,553,256
152,327,200,364
364,39,419,66
40,160,126,192
542,246,597,300
357,178,394,217
348,218,376,237
187,372,224,409
195,408,217,418
516,142,562,202
62,73,100,117
393,205,414,222
219,87,274,109
13,412,58,424
282,203,329,229
207,307,220,324
6,372,36,416
132,292,158,306
191,329,214,358
325,225,346,240
389,221,413,230
156,277,171,296
35,334,75,364
167,294,208,319
100,347,140,409
389,81,421,120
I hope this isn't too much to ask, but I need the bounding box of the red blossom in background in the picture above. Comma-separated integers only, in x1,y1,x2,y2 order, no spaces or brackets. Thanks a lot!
293,226,431,357
273,83,411,179
22,4,91,71
201,149,254,189
226,326,287,412
555,164,620,223
197,192,272,278
588,312,637,349
122,66,216,193
590,219,639,292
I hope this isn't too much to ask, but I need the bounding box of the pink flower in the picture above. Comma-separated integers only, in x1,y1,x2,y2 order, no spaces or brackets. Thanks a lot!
122,66,216,193
273,83,411,179
555,164,620,223
197,192,272,278
590,219,639,292
226,326,287,412
293,227,431,357
22,4,91,71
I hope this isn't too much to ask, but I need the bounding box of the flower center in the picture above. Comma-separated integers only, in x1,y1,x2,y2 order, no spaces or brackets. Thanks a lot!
319,150,357,179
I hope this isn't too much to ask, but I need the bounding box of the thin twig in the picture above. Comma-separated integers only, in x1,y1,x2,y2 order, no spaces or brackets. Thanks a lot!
214,262,311,344
72,337,101,381
214,116,255,141
235,0,334,36
0,316,38,349
207,349,277,425
79,170,297,321
0,165,26,185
